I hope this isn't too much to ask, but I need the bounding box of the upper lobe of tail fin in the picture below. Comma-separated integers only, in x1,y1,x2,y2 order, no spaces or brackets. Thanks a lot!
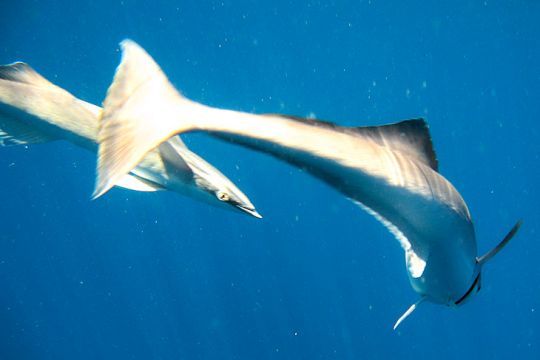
94,40,190,198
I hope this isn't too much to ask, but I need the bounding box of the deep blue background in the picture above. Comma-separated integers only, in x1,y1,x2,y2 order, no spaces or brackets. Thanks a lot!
1,1,538,359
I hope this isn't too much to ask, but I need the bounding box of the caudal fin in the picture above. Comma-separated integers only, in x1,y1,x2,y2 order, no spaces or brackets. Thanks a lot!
94,40,194,198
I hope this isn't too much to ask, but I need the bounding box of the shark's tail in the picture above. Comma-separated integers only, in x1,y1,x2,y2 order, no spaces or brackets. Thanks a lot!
0,61,166,195
95,40,200,196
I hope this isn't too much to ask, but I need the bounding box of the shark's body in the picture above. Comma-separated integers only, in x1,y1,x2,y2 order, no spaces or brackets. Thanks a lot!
95,41,520,327
0,62,260,217
209,117,477,303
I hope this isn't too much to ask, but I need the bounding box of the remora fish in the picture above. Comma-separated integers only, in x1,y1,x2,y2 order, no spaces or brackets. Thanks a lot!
96,40,521,328
0,62,261,218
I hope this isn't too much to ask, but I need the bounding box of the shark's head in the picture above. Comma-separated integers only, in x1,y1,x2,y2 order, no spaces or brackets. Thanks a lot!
157,138,262,218
395,220,521,330
452,220,522,307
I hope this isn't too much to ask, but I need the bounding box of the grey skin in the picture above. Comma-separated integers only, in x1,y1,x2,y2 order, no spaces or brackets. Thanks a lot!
96,40,520,328
0,62,260,218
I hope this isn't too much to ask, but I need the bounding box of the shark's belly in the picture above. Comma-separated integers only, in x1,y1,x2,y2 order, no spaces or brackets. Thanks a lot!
294,150,478,303
210,131,478,302
410,236,477,304
336,164,478,303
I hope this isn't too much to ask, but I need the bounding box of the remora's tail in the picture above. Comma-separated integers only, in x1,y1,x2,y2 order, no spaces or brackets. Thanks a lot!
95,40,198,197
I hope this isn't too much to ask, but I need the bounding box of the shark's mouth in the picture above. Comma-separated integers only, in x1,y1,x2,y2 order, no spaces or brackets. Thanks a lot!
454,272,481,305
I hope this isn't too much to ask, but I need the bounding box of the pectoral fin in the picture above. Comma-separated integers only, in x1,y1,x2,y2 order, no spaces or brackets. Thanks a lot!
393,297,425,330
477,220,522,265
158,137,194,184
115,174,163,192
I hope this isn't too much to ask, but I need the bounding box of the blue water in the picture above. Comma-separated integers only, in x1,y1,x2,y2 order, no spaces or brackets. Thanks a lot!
1,1,539,359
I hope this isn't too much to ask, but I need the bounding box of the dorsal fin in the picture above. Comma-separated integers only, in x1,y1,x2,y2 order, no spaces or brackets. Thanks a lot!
352,119,438,171
0,62,54,88
267,115,438,171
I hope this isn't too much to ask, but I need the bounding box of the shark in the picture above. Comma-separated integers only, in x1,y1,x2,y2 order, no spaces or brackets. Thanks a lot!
0,61,261,218
95,40,521,328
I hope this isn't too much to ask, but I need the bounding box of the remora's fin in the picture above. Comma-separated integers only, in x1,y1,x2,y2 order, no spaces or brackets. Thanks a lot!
477,220,522,265
95,40,192,198
393,297,425,330
158,136,194,184
116,174,163,192
96,136,193,195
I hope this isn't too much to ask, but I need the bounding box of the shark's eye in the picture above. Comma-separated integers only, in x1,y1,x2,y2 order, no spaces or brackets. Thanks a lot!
217,191,230,201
